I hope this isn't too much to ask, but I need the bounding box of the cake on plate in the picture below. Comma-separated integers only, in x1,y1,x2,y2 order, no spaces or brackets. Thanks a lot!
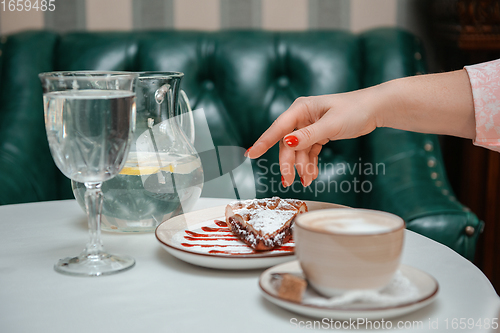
225,197,308,251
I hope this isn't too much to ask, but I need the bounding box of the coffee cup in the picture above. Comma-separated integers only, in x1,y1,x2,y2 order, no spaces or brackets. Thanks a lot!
294,208,405,297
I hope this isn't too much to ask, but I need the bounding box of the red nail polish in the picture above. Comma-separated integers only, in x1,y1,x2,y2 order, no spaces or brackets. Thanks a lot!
244,146,252,157
300,177,305,186
281,176,286,187
284,135,299,147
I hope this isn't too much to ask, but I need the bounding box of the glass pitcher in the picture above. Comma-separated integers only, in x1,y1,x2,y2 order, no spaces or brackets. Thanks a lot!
72,72,204,232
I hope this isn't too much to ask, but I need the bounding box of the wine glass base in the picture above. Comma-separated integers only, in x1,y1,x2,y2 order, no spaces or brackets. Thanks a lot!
54,252,135,277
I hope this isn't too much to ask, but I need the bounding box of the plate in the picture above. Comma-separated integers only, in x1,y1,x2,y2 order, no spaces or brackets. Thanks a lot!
155,200,343,270
259,261,439,320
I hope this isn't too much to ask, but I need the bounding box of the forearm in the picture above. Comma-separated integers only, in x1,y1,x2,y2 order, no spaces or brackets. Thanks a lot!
375,69,476,139
249,68,478,170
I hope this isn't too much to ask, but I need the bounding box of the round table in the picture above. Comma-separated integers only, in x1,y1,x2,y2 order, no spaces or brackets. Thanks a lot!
0,198,498,332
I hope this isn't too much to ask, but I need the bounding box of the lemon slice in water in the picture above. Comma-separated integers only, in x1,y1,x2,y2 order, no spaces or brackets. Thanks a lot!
120,164,175,176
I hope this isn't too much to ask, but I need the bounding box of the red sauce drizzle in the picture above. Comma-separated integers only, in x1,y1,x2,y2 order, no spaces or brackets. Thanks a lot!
201,226,227,232
181,219,294,255
181,243,249,248
214,220,227,227
184,236,237,241
207,249,259,255
185,230,234,238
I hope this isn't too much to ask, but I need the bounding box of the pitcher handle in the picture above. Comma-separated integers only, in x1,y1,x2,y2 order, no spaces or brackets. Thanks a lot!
177,90,195,146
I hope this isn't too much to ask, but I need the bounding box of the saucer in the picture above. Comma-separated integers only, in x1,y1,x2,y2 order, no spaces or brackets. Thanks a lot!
259,260,439,320
156,201,343,270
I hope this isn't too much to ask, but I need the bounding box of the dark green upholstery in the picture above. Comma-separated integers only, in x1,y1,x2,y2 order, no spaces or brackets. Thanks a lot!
0,28,483,259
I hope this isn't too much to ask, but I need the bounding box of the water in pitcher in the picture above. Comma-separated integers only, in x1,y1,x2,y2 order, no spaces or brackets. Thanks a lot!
73,151,203,232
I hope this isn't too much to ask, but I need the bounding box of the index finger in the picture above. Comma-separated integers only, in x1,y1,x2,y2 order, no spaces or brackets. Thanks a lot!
247,97,310,158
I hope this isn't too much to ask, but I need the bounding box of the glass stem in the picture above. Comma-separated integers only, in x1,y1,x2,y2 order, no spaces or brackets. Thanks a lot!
84,182,104,258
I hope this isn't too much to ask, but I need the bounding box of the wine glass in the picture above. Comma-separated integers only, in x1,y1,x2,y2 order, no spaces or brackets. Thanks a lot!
39,71,139,276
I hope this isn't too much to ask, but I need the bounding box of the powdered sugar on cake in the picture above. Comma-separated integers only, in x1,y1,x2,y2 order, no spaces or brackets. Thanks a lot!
230,198,298,235
225,197,308,251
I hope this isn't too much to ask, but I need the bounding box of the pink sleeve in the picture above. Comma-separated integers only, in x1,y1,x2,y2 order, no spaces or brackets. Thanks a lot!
464,59,500,152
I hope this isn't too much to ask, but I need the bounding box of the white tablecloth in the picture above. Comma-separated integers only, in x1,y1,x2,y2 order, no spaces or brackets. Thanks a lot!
0,198,498,333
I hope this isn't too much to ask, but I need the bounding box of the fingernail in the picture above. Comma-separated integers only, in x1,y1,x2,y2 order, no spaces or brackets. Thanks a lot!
284,135,299,147
300,177,305,186
281,175,287,188
244,146,252,157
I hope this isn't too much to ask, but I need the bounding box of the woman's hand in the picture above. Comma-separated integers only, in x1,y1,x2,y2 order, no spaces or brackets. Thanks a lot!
246,86,382,187
246,69,475,187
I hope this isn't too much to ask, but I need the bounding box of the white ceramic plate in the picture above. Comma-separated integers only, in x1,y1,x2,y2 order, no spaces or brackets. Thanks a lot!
259,261,439,320
155,201,343,270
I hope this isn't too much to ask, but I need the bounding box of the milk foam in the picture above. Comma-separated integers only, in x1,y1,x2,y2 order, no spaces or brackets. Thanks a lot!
302,210,402,235
314,218,392,234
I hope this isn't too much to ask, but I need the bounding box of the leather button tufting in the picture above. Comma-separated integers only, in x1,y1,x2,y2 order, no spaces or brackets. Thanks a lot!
278,76,289,87
203,80,214,90
320,147,333,158
465,226,475,236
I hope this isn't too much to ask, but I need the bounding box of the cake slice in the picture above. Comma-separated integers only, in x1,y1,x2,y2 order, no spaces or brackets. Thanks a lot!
225,197,308,251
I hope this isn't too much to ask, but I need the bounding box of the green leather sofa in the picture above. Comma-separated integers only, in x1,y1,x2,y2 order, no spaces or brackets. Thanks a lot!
0,28,483,260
